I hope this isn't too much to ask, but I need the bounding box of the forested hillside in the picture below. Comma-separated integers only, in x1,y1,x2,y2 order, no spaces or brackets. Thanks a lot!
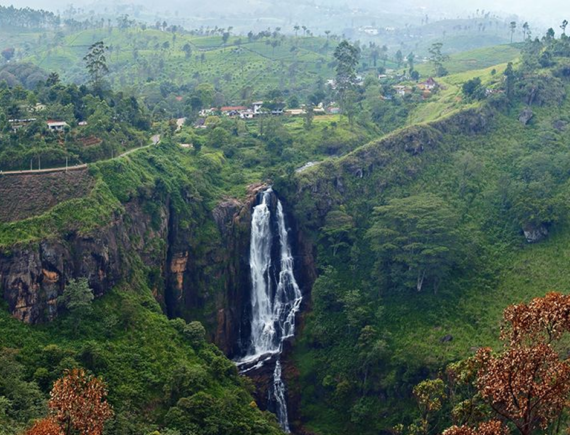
276,31,570,434
2,3,570,435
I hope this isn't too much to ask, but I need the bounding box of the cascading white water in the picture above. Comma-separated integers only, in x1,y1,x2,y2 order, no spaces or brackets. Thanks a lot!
240,188,303,433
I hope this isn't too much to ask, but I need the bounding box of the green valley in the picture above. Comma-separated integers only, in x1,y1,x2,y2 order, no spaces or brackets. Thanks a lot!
2,3,570,435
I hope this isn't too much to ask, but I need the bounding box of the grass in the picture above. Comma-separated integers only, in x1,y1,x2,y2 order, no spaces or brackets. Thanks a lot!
415,44,520,77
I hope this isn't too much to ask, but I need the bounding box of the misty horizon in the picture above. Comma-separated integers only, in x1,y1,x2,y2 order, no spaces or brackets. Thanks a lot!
1,0,568,33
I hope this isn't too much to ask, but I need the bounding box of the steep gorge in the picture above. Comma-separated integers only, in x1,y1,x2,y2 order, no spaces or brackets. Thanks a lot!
0,103,512,433
0,159,316,428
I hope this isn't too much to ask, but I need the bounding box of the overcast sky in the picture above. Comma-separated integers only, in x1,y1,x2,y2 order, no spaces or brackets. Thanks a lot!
1,0,568,28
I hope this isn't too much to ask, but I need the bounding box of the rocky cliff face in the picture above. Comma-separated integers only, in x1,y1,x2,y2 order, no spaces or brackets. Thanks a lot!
0,198,170,323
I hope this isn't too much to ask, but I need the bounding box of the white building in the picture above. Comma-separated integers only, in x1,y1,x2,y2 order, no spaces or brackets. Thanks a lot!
47,121,69,132
252,101,264,115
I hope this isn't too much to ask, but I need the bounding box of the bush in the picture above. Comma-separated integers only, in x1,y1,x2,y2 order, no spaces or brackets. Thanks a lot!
184,321,206,347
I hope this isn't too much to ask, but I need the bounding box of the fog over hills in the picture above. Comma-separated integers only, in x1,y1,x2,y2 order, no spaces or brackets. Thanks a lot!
1,0,568,30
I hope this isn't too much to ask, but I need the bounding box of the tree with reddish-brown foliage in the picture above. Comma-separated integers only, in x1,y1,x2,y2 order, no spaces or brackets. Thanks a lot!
25,418,63,435
501,292,570,347
442,292,570,435
49,368,113,435
443,420,510,435
475,344,570,435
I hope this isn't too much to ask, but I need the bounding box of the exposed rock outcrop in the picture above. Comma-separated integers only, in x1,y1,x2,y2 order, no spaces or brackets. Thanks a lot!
519,107,534,125
0,198,170,323
523,224,549,243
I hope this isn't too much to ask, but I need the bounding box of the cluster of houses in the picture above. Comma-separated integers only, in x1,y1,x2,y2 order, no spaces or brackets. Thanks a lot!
196,101,338,125
7,118,71,133
390,77,440,99
199,101,266,120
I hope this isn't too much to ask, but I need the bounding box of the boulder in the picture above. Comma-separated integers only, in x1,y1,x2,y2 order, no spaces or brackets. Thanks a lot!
519,108,534,125
523,224,549,243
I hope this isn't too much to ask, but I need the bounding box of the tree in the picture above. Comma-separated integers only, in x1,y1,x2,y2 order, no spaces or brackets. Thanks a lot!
321,208,355,256
46,72,60,87
395,50,404,69
461,77,485,100
428,42,449,77
222,32,230,45
333,40,360,124
370,44,379,67
1,47,15,61
414,379,446,434
407,52,416,73
49,368,113,435
83,41,108,86
561,20,568,36
304,103,314,130
183,321,206,347
443,293,570,435
522,22,530,40
367,193,464,293
510,21,517,43
58,278,94,331
182,43,192,59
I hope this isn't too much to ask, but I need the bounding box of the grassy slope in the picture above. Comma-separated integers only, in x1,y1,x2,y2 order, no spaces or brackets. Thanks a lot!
415,44,519,76
19,29,338,101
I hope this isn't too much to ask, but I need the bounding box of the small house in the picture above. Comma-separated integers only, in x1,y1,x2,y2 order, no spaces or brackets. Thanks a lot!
8,118,36,132
393,85,412,97
419,77,439,91
239,110,255,119
47,120,68,132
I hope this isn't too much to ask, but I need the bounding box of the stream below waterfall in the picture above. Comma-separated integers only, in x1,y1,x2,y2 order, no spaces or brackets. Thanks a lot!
236,188,303,433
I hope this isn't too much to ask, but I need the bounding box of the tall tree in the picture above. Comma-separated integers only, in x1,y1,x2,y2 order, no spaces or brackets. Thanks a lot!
510,21,517,43
58,278,93,332
333,40,360,124
407,52,416,73
561,20,568,36
83,41,108,87
395,49,404,69
428,42,449,77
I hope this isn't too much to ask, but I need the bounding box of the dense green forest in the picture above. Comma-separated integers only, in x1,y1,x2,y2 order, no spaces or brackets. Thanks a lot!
3,3,570,435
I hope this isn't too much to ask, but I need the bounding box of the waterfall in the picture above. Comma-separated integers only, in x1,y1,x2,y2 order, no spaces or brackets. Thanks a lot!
239,188,302,433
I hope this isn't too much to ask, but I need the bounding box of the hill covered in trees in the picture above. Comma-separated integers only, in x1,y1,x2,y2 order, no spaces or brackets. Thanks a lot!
3,4,570,435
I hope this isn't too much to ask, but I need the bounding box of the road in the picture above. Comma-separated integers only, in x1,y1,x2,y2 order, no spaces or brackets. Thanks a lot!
0,135,161,176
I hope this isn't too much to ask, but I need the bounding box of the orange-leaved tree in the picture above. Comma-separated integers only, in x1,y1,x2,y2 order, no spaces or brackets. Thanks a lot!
26,368,113,435
25,418,63,435
444,292,570,435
